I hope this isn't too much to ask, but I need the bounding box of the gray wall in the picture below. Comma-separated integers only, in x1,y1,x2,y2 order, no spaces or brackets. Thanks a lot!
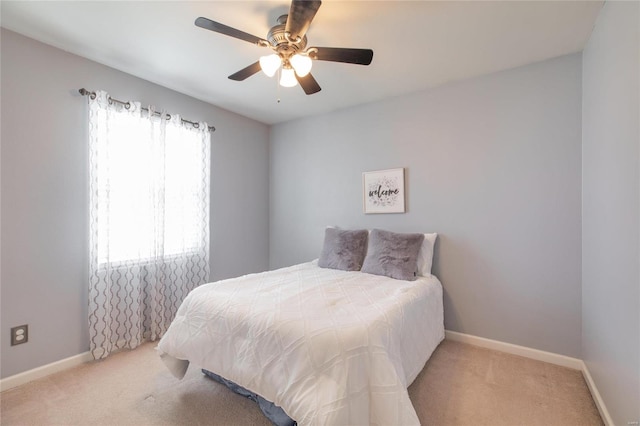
270,54,583,357
0,29,270,378
582,2,640,424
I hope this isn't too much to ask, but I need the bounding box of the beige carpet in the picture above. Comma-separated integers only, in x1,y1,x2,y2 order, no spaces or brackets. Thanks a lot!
1,340,602,426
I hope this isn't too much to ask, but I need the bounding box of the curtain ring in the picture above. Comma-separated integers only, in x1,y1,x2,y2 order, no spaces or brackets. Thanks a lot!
125,102,131,110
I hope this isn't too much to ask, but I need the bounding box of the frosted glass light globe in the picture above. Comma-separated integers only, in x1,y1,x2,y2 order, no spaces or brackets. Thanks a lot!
259,54,281,77
290,54,312,77
279,67,298,87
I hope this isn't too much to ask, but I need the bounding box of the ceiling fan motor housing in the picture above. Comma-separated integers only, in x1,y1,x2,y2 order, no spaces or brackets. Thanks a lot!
267,15,308,58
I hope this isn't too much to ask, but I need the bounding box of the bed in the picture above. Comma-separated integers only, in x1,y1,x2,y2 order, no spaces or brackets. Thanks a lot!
157,229,444,425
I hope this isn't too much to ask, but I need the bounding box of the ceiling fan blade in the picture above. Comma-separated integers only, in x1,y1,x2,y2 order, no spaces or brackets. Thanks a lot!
311,47,374,65
285,0,322,41
296,73,322,95
228,62,262,81
195,17,267,46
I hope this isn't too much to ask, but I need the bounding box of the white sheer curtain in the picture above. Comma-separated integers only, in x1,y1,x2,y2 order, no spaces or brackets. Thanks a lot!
87,90,210,359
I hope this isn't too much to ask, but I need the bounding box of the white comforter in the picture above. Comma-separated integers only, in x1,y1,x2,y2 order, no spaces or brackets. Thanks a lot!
157,261,444,425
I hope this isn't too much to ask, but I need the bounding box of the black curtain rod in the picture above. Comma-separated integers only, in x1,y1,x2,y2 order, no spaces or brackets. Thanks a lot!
78,88,215,132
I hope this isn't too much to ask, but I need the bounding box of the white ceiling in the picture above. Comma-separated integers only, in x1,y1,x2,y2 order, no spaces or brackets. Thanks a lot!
1,1,603,125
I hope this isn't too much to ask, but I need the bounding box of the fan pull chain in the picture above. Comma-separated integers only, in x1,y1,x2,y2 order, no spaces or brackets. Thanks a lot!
276,67,282,104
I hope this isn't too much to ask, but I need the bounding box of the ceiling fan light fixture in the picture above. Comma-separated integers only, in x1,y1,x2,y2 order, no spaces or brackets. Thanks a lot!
290,54,312,77
196,0,373,95
279,67,298,87
259,54,281,77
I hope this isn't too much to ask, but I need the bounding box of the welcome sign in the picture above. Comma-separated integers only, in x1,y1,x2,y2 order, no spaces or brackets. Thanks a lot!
362,168,405,214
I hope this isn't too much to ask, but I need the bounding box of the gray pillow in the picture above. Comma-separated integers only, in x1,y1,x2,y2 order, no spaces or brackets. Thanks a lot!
318,228,369,271
361,229,425,281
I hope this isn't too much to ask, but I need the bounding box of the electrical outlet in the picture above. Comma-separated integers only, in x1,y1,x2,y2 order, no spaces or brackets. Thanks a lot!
11,325,28,346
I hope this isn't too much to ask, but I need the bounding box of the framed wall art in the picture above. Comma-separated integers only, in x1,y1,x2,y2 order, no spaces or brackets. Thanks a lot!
362,168,405,214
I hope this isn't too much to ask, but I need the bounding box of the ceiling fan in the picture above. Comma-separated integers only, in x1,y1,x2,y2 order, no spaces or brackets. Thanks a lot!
195,0,374,95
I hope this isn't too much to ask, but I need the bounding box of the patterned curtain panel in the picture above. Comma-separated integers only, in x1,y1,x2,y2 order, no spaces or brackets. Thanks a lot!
87,91,211,359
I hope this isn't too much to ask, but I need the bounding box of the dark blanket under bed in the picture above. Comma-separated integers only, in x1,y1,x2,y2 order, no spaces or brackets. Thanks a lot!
202,369,296,426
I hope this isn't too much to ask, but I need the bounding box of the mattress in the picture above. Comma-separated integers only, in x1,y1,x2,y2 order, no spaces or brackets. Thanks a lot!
157,260,444,425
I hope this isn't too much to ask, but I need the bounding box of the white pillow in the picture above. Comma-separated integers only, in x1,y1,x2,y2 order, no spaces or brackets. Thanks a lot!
417,233,438,276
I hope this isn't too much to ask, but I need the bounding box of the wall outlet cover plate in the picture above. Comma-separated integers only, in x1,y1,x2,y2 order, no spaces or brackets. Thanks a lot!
10,325,28,346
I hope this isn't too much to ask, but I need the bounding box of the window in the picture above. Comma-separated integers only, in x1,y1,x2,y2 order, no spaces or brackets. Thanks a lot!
89,98,210,265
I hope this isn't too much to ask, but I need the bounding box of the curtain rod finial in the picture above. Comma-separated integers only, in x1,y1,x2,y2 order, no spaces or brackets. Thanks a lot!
79,88,97,100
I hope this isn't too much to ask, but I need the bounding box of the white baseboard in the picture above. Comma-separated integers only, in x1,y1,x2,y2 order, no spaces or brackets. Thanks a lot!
580,360,614,426
0,351,93,392
445,330,612,426
445,330,583,369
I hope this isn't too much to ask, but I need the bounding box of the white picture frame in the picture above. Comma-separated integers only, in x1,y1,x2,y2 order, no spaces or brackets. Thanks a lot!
362,168,406,214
